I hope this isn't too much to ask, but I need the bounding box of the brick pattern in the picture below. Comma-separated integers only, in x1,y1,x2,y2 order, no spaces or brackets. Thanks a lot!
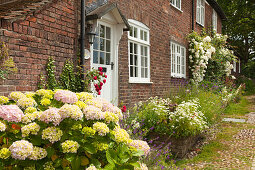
0,0,79,96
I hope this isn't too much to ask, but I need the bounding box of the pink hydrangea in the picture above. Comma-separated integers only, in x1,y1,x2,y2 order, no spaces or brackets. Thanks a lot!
83,105,105,120
103,104,123,120
9,140,33,160
0,105,24,122
54,90,78,104
128,140,150,156
38,108,62,126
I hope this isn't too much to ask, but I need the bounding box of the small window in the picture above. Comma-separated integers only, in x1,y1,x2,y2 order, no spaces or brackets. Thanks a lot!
128,19,150,83
212,9,217,32
171,0,181,10
196,0,205,26
171,42,186,78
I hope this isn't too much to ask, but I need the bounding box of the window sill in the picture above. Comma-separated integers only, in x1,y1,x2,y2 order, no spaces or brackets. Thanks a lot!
196,22,204,27
129,81,153,84
170,4,183,12
171,76,186,79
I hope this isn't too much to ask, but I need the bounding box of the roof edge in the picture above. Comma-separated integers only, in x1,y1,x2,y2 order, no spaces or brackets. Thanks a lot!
206,0,227,20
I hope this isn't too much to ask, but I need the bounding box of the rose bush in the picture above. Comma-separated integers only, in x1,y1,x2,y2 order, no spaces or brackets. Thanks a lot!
0,89,149,170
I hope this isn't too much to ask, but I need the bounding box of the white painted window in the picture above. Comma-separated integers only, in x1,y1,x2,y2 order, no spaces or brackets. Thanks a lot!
171,0,181,10
212,9,217,32
233,60,236,72
196,0,205,26
128,19,150,83
171,42,186,78
239,59,241,73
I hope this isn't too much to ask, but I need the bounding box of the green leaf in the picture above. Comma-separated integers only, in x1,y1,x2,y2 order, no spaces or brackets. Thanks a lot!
103,163,115,170
46,147,55,158
71,156,81,170
106,150,115,165
83,143,96,154
54,159,62,168
129,162,140,168
91,159,101,168
131,149,144,157
30,135,42,146
65,154,76,162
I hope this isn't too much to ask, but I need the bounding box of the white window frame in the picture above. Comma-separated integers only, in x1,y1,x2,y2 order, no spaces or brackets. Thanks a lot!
212,9,217,32
233,60,236,72
238,59,241,73
196,0,205,26
128,19,151,83
171,0,182,11
170,42,186,78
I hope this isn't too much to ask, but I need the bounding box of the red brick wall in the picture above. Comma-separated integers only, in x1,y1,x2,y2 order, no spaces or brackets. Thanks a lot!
0,0,79,96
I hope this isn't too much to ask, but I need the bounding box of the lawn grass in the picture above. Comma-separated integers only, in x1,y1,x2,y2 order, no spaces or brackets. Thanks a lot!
224,96,251,116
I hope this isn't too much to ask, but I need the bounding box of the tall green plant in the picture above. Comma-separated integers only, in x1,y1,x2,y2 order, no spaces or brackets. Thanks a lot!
46,56,58,90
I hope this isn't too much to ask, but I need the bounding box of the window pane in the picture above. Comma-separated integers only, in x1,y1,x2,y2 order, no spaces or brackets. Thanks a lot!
93,37,99,50
134,27,137,38
130,27,133,37
130,66,133,77
106,53,110,65
144,32,148,41
144,46,148,56
100,52,105,64
134,55,138,66
141,46,144,56
141,68,144,78
176,0,180,8
106,40,110,52
100,25,105,38
130,42,133,53
106,27,111,39
134,44,138,54
100,39,105,51
145,57,148,67
135,67,138,77
93,51,98,64
140,30,144,40
141,57,144,67
145,68,148,78
130,54,133,65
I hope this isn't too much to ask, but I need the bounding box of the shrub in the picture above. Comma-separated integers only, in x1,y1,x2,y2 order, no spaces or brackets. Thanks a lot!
0,89,149,169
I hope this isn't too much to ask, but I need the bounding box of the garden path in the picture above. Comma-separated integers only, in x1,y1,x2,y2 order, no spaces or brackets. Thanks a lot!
180,95,255,169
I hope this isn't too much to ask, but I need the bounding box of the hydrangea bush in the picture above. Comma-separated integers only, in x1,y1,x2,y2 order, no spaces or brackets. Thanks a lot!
0,89,149,170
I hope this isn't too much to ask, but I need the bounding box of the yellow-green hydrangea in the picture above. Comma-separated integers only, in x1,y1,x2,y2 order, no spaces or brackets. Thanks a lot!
21,112,39,124
40,98,51,106
0,122,6,132
25,92,35,98
93,142,109,151
42,127,63,143
0,148,11,159
74,101,88,110
9,92,26,101
0,96,9,105
114,128,130,143
61,140,79,153
17,97,37,109
71,124,82,130
43,162,55,170
21,122,40,137
82,127,96,136
36,89,53,99
24,107,37,114
28,146,47,160
105,112,119,123
59,104,83,120
93,122,109,136
76,92,94,102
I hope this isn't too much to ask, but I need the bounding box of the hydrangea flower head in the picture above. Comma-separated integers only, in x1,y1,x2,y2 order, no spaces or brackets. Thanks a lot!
54,90,78,104
82,127,96,136
9,140,33,160
0,96,9,105
74,101,88,110
76,92,94,102
17,97,37,109
86,165,97,170
0,122,6,132
0,105,24,122
36,89,53,99
24,107,37,114
85,98,103,109
25,92,35,98
38,108,61,126
83,105,105,120
61,140,79,153
93,122,109,136
59,104,83,120
128,140,150,156
28,146,47,160
21,112,38,124
9,92,26,101
21,123,40,137
40,98,51,106
114,128,130,143
0,148,11,159
105,111,119,123
42,127,63,143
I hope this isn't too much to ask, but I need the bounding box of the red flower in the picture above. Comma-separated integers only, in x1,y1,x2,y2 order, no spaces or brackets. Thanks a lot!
94,84,98,88
93,76,97,80
98,91,101,95
104,74,107,78
99,72,103,76
103,79,106,83
11,124,21,130
98,67,103,72
100,82,104,87
121,105,127,112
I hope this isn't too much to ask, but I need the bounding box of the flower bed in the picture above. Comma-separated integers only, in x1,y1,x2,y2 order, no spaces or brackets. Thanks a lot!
0,89,149,169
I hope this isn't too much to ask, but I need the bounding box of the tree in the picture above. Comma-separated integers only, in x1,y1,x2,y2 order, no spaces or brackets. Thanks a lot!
217,0,255,65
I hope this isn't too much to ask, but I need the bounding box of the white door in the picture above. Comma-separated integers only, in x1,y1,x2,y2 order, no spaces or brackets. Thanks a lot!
91,22,114,103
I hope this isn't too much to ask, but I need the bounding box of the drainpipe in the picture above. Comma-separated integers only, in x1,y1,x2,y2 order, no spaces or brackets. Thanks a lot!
192,0,194,31
80,0,86,79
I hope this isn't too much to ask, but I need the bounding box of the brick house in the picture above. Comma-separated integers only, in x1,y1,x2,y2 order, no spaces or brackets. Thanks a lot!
0,0,226,106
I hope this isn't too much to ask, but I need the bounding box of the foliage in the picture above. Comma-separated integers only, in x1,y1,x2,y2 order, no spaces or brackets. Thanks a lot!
236,76,255,95
217,0,255,65
45,57,58,90
188,31,236,84
224,96,251,116
59,59,83,92
0,41,17,79
241,60,255,79
0,89,149,169
38,73,46,90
